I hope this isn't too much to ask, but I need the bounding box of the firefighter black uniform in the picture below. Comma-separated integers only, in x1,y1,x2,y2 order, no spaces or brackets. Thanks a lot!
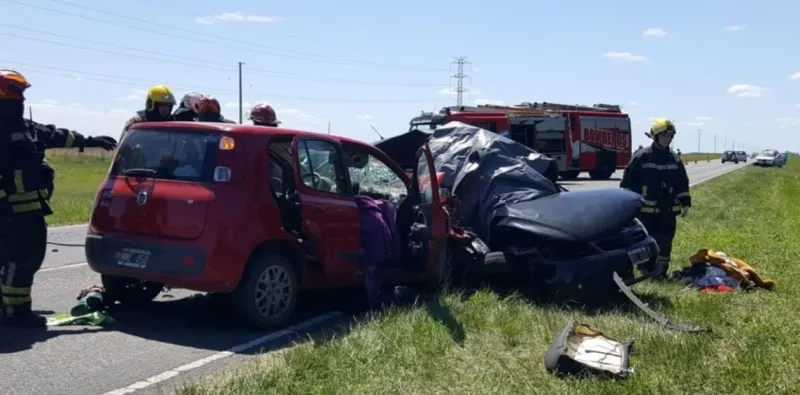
120,84,177,143
0,69,117,326
620,118,690,279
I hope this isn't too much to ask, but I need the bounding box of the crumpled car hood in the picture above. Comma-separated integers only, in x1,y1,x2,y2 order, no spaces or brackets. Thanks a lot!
491,188,644,243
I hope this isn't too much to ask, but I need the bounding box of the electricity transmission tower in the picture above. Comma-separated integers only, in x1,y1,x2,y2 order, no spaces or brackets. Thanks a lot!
449,57,471,106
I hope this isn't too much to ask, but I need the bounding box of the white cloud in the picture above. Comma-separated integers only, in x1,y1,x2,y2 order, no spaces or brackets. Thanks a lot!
777,117,800,129
472,67,481,72
474,98,504,106
788,72,800,80
724,24,747,32
72,73,83,82
225,101,253,109
194,12,279,25
796,104,800,109
629,101,639,106
727,84,766,98
114,89,147,101
643,28,667,37
356,114,373,120
603,51,648,62
678,115,713,127
438,88,454,96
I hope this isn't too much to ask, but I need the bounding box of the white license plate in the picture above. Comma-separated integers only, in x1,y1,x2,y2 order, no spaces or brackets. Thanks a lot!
115,248,152,269
627,246,650,266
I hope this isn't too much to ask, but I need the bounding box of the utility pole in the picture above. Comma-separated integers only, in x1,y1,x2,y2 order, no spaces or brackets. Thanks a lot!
327,121,331,135
697,129,702,153
449,56,471,106
238,61,244,124
713,135,717,153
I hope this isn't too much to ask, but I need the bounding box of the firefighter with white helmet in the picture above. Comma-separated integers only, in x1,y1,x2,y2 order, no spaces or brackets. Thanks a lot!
620,118,691,279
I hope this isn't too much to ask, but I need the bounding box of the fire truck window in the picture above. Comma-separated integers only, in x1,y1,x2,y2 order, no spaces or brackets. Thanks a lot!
594,118,618,132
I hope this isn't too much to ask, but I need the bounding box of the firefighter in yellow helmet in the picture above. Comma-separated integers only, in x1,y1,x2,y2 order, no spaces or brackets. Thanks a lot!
620,118,690,280
120,84,176,143
0,69,117,326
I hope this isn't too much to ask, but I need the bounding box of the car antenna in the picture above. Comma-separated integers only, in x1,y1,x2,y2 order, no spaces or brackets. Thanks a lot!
370,125,384,140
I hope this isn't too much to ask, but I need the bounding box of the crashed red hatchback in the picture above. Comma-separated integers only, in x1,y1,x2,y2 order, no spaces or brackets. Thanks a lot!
85,121,452,329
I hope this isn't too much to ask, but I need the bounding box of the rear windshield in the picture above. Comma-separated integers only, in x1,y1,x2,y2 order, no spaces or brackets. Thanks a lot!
111,129,220,182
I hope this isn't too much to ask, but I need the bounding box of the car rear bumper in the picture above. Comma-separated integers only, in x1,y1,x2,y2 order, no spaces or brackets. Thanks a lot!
534,236,660,299
85,233,218,290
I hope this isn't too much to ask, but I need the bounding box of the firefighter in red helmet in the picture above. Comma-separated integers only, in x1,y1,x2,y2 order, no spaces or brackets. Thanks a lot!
249,103,281,127
0,69,117,326
196,95,235,123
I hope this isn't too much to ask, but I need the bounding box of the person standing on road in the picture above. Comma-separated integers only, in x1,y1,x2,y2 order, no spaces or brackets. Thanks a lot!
120,84,177,143
620,118,690,280
249,103,281,127
0,69,117,326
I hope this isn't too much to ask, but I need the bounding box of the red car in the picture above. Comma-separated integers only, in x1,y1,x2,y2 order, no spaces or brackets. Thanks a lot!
85,122,454,329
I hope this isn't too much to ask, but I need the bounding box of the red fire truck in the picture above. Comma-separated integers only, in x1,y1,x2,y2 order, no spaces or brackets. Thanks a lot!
408,102,632,180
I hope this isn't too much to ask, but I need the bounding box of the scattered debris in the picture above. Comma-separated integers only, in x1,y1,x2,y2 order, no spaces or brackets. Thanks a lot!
545,321,634,380
46,285,116,327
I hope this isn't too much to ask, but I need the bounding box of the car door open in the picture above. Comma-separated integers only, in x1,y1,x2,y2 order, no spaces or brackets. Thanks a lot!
413,145,449,281
290,136,362,281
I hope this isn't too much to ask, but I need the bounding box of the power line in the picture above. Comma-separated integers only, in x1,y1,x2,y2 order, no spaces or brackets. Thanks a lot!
126,0,431,62
449,57,471,106
0,25,446,87
4,0,446,72
7,62,446,103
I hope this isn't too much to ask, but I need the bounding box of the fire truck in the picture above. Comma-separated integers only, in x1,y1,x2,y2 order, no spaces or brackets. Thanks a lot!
408,101,632,180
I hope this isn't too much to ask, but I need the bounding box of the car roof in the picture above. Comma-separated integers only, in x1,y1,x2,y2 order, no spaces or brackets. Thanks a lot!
130,121,374,148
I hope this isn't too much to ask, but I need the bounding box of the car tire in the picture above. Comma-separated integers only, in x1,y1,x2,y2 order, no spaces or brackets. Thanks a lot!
232,252,299,330
101,274,164,305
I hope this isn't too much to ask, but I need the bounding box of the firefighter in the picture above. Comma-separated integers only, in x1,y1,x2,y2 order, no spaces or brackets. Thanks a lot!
172,92,205,121
249,103,281,127
120,84,177,143
620,118,690,279
0,69,117,326
195,96,235,123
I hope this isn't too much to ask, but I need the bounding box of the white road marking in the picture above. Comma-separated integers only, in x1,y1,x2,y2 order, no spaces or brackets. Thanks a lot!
689,163,748,188
102,311,342,395
40,262,88,272
49,223,88,230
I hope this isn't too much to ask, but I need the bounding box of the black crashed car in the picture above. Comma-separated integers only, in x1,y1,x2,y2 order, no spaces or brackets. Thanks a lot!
377,122,661,301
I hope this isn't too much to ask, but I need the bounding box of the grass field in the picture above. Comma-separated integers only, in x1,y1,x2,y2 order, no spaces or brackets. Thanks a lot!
681,152,721,162
45,150,111,225
178,161,798,394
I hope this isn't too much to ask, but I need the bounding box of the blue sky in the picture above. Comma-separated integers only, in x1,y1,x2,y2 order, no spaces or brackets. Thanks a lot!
3,0,799,153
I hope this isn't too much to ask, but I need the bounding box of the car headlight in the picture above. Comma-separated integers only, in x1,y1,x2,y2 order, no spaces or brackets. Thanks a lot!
633,217,649,236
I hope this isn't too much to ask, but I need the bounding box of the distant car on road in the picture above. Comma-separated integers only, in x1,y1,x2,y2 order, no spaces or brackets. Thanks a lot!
736,151,748,162
754,150,781,167
721,150,739,164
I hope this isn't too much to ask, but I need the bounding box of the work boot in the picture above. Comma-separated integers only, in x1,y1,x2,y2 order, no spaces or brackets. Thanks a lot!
1,305,47,328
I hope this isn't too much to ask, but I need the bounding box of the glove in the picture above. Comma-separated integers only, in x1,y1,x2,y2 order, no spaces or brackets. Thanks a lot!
681,206,690,217
85,135,118,151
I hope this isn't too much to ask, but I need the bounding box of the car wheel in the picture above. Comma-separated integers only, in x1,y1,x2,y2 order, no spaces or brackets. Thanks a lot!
101,274,163,305
233,253,299,330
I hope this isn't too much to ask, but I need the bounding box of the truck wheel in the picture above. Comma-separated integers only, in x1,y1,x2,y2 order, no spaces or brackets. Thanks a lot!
101,274,163,305
589,164,614,180
232,253,299,330
559,170,580,180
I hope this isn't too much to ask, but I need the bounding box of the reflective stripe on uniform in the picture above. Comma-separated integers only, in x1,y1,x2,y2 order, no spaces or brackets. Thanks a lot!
677,192,690,198
8,170,44,213
642,162,680,170
1,284,32,306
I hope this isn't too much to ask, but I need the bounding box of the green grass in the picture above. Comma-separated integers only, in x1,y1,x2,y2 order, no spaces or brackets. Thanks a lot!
178,161,798,395
45,153,111,226
681,152,721,162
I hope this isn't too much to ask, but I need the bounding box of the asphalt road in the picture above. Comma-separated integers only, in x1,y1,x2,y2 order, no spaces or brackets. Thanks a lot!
0,160,748,395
